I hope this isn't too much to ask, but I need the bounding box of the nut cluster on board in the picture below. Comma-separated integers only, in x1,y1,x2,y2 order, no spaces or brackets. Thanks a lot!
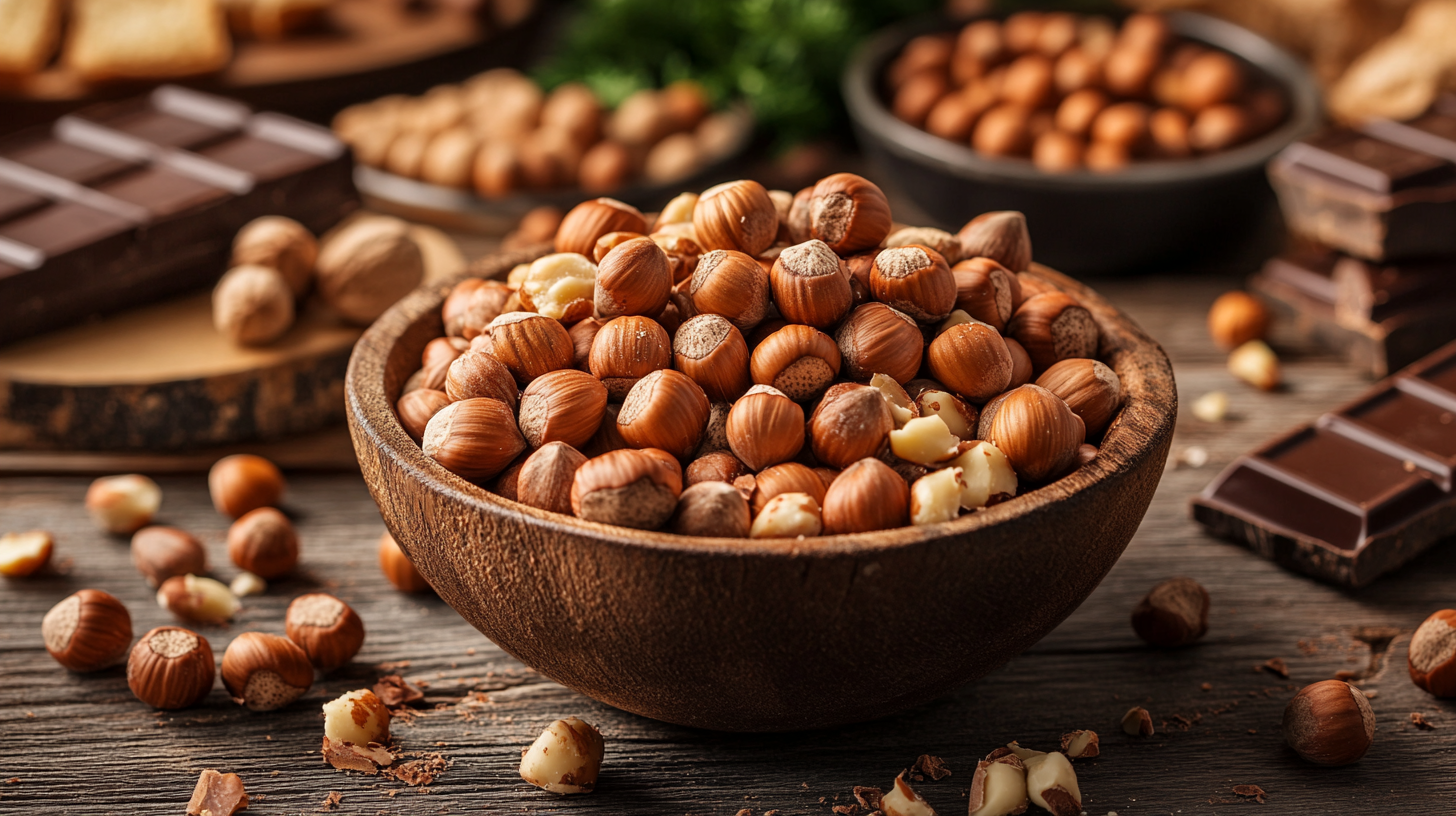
399,172,1126,538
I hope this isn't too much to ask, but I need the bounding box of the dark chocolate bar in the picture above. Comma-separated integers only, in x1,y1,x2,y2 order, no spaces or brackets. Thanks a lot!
1192,341,1456,587
0,85,359,347
1267,107,1456,262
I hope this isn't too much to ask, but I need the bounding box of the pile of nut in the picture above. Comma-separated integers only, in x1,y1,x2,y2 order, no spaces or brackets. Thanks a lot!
398,172,1124,538
885,12,1287,172
332,69,750,196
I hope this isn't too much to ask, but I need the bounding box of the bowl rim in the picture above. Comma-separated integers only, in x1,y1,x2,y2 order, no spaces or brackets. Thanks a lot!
347,251,1177,558
842,10,1324,190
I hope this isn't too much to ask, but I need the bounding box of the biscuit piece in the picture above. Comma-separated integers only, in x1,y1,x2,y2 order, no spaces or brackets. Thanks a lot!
0,0,61,75
64,0,232,80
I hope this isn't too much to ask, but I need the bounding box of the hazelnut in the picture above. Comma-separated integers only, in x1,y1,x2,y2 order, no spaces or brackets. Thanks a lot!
685,451,748,486
405,357,450,394
749,324,841,401
1055,88,1109,136
583,403,630,458
568,317,606,370
422,397,526,481
595,236,671,318
384,129,428,177
323,688,391,746
444,279,513,338
689,249,771,333
822,458,909,534
644,133,704,183
770,240,855,330
1228,339,1280,391
1005,337,1034,387
1032,130,1085,172
957,211,1032,273
1102,45,1157,97
1036,358,1122,436
910,467,965,526
809,383,894,468
226,507,299,579
555,198,648,257
589,315,673,400
784,186,814,244
870,372,920,428
504,206,565,250
212,265,295,346
880,773,935,816
617,370,710,461
893,71,948,127
1283,680,1375,766
652,232,702,283
607,88,669,145
693,179,778,256
670,481,752,538
445,350,519,405
379,531,430,593
1024,751,1082,816
519,716,604,795
889,34,953,88
834,303,924,384
1191,390,1229,423
397,388,451,442
750,462,828,516
656,192,700,228
231,216,318,297
519,369,609,449
913,386,979,440
420,127,480,188
1053,46,1100,94
517,442,589,515
870,246,957,324
984,384,1085,483
85,473,162,534
520,252,596,322
1007,291,1098,371
808,173,893,254
1131,577,1210,647
315,217,424,324
1001,53,1055,108
972,104,1032,157
1119,12,1171,52
157,574,240,624
541,82,602,146
884,226,964,265
1121,705,1155,737
1149,107,1192,157
564,139,622,193
1189,104,1248,152
1207,291,1269,350
1180,51,1243,111
571,448,683,529
1084,140,1130,172
674,314,752,402
1409,609,1456,697
187,769,248,816
221,632,313,711
890,415,963,466
1061,729,1100,759
968,750,1029,816
42,589,133,672
727,386,805,471
489,312,576,384
209,454,286,519
131,526,207,587
422,335,468,370
749,492,823,539
473,141,521,197
927,85,996,143
950,440,1018,508
0,529,53,577
929,318,1014,402
285,593,366,671
1091,102,1151,150
127,626,216,709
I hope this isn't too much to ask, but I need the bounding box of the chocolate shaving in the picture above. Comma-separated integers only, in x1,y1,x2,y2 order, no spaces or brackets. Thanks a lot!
383,752,449,786
1259,658,1290,679
318,791,342,811
373,675,425,709
186,769,248,816
321,738,396,774
1411,712,1436,730
910,754,951,781
832,806,857,815
852,786,884,810
1233,784,1267,803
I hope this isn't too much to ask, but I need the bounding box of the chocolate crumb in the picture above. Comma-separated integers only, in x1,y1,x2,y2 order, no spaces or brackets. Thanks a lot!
1259,658,1289,679
853,786,884,810
383,752,449,786
1200,682,1212,691
832,805,857,815
1233,784,1267,804
322,737,396,774
3,779,17,785
1247,728,1259,735
735,809,752,816
373,675,425,709
187,769,248,816
319,790,343,811
910,755,951,781
1411,712,1436,730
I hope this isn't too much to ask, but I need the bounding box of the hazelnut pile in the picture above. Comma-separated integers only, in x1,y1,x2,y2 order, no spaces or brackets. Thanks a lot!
885,12,1288,172
400,172,1125,538
332,69,751,197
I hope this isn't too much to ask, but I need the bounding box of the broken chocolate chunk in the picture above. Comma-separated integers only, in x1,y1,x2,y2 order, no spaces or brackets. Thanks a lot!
187,769,248,816
372,674,425,708
909,754,951,781
321,737,396,774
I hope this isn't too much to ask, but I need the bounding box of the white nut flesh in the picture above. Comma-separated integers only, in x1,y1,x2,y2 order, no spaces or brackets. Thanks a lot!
1024,751,1081,816
1062,729,1100,759
910,468,965,526
0,530,52,576
524,253,596,319
85,474,162,534
519,716,605,794
890,415,962,465
968,758,1028,816
749,492,823,539
951,441,1018,509
229,572,267,597
915,389,976,440
157,575,240,623
1191,390,1229,423
870,373,919,428
322,689,391,746
880,775,937,816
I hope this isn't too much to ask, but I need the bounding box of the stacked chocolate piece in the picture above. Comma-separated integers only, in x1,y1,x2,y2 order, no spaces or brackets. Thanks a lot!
1254,94,1456,377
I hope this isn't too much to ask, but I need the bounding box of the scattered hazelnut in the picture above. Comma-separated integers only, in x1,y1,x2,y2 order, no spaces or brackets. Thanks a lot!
1228,339,1280,391
226,507,299,579
230,571,266,597
910,467,966,526
517,442,590,515
127,626,216,709
445,350,519,406
670,481,752,538
693,179,778,256
555,198,648,257
1035,358,1122,436
835,303,924,384
1004,337,1034,387
689,249,771,333
749,324,841,401
928,318,1014,402
315,217,424,324
595,236,672,318
968,750,1028,816
1190,390,1229,423
0,529,53,577
1024,751,1082,816
1283,680,1375,765
397,389,452,442
674,314,752,402
1207,291,1269,350
519,716,604,794
1060,729,1100,759
685,451,748,486
571,449,683,529
949,441,1018,508
880,773,935,816
958,211,1032,272
42,589,133,672
521,252,596,322
1131,576,1210,647
422,397,527,481
871,373,920,428
1121,705,1154,736
617,370,710,461
86,474,162,534
221,632,313,711
209,454,285,519
187,769,248,816
1409,609,1456,697
1007,291,1099,372
808,173,893,255
985,384,1085,483
323,688,391,746
1056,88,1109,136
809,383,894,468
232,216,318,297
158,574,240,625
589,315,673,399
379,531,430,593
285,592,366,671
770,240,853,330
822,458,909,534
518,369,608,450
212,265,295,346
749,492,823,539
131,526,207,587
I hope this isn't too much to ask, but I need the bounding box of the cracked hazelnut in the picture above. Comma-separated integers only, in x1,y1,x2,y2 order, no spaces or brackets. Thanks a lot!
158,575,240,625
880,773,935,816
589,315,672,400
555,198,648,256
1024,751,1081,816
957,211,1032,272
671,481,752,538
770,240,853,330
1283,680,1374,766
617,370,710,461
1132,576,1210,647
810,383,894,468
1036,358,1122,436
949,441,1018,508
127,626,215,709
750,324,841,401
890,415,963,466
727,386,805,471
750,462,828,516
521,253,596,322
1060,729,1100,759
43,589,133,672
809,173,893,254
968,750,1028,816
822,458,909,534
324,688,391,746
209,454,285,519
912,386,978,440
835,303,924,384
571,448,683,529
871,373,920,428
952,257,1022,332
379,531,429,593
0,529,52,577
1409,609,1456,697
231,216,317,298
221,632,313,711
674,314,752,402
286,593,366,671
86,473,162,534
226,507,299,579
520,717,604,795
187,769,248,816
910,467,965,526
132,526,207,588
750,492,823,539
694,179,778,256
422,397,526,481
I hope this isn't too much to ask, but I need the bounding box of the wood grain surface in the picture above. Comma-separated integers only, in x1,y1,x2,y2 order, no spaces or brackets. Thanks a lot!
2,273,1453,814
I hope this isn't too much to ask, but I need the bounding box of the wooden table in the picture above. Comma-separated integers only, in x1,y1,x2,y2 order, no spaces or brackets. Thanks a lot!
2,272,1450,815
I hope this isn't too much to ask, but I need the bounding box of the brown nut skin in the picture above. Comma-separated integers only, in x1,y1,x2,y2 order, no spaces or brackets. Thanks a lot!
690,249,771,333
589,315,673,400
516,442,589,516
751,462,830,516
1001,53,1055,108
1207,291,1269,350
554,198,648,257
421,397,527,481
808,173,893,255
809,383,894,468
226,507,299,580
595,236,672,318
617,369,711,461
1091,102,1150,151
231,216,318,298
422,336,468,370
1005,337,1034,388
1033,130,1085,172
1035,358,1123,437
379,531,430,593
1149,107,1192,158
670,481,752,538
488,312,576,385
928,320,1015,403
952,257,1023,332
958,211,1032,273
571,448,684,529
131,526,207,588
445,350,520,406
822,458,909,534
285,592,366,671
578,141,633,193
127,626,215,710
1130,576,1210,647
221,631,314,711
985,384,1086,483
750,324,842,402
1189,104,1248,152
518,369,609,450
770,240,853,330
1102,44,1158,98
568,317,606,370
1056,88,1109,137
835,303,924,384
1007,291,1099,372
686,451,749,486
1283,680,1375,766
209,454,286,519
693,179,778,257
871,245,957,324
397,388,451,443
973,104,1033,157
727,388,806,471
673,314,753,403
1180,51,1243,111
42,589,133,672
1409,609,1456,697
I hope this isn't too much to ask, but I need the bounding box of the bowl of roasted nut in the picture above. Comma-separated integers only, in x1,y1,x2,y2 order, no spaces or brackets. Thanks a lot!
844,10,1321,274
346,173,1176,731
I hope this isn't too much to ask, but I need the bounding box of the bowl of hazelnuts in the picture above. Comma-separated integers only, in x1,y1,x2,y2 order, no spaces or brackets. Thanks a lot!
843,10,1321,274
345,173,1177,731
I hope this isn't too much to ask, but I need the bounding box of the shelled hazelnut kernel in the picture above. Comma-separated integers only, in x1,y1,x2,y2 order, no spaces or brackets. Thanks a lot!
286,593,366,671
871,373,921,428
519,716,605,795
323,689,391,746
127,626,215,709
617,369,711,461
589,315,673,400
951,257,1022,332
673,314,753,402
911,466,966,526
594,236,672,318
517,442,590,515
929,318,1014,402
221,632,313,711
950,441,1018,508
1131,576,1210,647
518,369,609,450
693,179,778,256
209,454,285,519
1122,705,1155,737
958,211,1032,272
131,526,207,588
913,385,979,440
808,173,894,254
86,474,162,534
749,324,841,401
1207,291,1270,350
750,463,828,516
379,531,430,593
212,265,295,346
881,773,936,816
1024,751,1082,816
1408,609,1456,697
1036,358,1123,436
750,492,824,539
397,389,451,443
835,303,924,384
0,530,53,577
592,231,643,263
727,386,805,471
985,384,1085,483
226,507,299,579
671,481,752,538
42,589,133,672
890,415,964,466
1228,339,1280,391
521,253,596,322
1283,680,1375,766
810,383,895,468
555,198,648,257
422,397,526,481
870,245,957,323
657,192,700,227
445,350,519,406
231,216,318,298
689,249,770,333
158,575,240,624
1061,729,1101,759
968,750,1029,816
770,240,853,330
1007,291,1099,371
571,448,683,529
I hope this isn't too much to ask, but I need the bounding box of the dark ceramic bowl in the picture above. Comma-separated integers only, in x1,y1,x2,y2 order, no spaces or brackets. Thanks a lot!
843,12,1322,274
346,251,1176,732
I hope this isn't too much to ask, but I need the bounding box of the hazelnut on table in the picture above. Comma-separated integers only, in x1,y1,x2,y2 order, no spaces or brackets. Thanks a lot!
519,716,605,794
42,589,133,672
0,530,53,577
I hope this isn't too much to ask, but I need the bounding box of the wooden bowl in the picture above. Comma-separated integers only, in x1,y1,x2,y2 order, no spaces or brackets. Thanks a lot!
346,251,1177,732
